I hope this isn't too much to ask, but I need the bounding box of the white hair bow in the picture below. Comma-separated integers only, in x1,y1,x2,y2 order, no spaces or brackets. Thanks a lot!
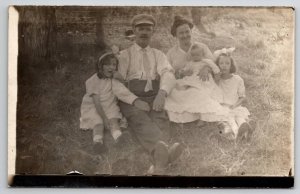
213,47,235,59
111,45,120,55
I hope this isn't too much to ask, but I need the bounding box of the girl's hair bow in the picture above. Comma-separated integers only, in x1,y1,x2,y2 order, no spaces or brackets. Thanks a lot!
213,47,235,59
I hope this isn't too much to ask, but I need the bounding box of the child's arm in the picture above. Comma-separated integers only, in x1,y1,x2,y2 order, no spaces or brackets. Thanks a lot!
91,94,111,130
112,80,150,111
113,71,125,83
231,76,246,109
230,97,246,109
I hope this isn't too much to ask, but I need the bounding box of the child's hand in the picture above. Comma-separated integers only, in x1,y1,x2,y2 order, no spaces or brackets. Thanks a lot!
133,99,150,112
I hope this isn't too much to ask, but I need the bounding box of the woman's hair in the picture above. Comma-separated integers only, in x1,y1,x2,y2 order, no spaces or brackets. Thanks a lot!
171,15,194,37
96,52,119,78
215,53,236,73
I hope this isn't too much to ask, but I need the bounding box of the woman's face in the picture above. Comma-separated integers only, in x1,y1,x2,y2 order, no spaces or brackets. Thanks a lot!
175,24,192,45
102,58,118,78
218,56,232,74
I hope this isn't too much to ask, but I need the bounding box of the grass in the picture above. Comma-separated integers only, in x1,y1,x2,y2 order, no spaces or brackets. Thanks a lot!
16,7,293,176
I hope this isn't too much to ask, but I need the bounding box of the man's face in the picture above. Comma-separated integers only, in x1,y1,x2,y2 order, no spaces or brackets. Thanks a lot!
133,24,154,47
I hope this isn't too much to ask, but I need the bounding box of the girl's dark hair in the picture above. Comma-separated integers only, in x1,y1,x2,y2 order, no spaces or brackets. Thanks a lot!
215,53,236,73
171,15,194,37
96,53,119,78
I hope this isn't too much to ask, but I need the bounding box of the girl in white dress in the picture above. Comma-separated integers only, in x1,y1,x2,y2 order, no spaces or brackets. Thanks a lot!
80,52,150,152
213,51,253,140
165,43,228,123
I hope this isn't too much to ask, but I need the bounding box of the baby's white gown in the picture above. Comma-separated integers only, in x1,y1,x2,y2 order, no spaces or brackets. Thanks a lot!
165,60,228,123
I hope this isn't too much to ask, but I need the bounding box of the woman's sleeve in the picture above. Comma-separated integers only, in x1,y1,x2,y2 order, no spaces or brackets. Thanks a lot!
237,77,246,97
202,44,214,60
202,59,220,74
112,79,138,105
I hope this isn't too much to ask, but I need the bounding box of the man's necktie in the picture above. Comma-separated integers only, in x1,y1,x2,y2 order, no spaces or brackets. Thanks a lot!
142,48,153,92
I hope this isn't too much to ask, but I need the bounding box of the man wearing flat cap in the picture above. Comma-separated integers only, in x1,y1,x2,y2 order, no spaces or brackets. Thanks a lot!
117,14,183,174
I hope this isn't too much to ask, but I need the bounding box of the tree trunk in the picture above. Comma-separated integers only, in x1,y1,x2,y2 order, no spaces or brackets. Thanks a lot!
17,6,57,70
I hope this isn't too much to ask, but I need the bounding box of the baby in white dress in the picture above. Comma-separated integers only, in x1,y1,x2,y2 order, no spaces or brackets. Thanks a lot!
165,43,227,123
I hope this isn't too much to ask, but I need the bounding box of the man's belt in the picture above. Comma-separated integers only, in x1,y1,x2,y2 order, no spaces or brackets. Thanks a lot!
125,79,160,98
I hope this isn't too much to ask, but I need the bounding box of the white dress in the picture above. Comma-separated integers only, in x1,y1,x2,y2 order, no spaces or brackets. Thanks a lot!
202,74,250,136
165,60,228,123
166,42,218,123
80,74,137,129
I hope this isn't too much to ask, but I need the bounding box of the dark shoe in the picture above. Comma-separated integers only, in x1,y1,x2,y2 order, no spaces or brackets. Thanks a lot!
168,142,185,164
237,122,253,143
115,131,131,147
93,142,107,154
152,141,169,174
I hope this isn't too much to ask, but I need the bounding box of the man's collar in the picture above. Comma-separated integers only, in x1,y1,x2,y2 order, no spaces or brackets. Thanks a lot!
133,43,151,52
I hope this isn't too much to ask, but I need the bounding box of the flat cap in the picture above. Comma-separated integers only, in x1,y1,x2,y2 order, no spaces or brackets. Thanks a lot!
131,14,156,27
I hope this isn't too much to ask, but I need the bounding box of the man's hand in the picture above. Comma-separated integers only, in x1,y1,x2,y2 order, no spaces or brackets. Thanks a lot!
197,65,211,81
133,99,151,112
153,90,167,111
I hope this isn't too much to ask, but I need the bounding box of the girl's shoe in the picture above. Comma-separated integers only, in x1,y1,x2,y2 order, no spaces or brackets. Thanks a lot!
93,141,107,154
115,131,131,147
168,142,185,164
236,122,254,143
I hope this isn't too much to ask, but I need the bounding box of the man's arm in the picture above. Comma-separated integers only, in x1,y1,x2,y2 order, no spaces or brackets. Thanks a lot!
153,51,176,111
112,80,150,111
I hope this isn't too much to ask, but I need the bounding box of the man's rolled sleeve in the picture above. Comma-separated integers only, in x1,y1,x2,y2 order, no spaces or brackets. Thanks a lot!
156,51,176,95
160,71,176,95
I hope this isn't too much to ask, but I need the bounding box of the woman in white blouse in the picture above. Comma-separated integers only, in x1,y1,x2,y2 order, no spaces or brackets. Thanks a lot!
166,15,217,124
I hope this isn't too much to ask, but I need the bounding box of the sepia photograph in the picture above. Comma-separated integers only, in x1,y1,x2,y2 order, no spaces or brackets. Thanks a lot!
8,5,294,187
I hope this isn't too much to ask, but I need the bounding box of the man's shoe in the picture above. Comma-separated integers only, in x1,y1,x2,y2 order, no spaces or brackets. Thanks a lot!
152,141,169,174
93,142,107,154
168,142,185,164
